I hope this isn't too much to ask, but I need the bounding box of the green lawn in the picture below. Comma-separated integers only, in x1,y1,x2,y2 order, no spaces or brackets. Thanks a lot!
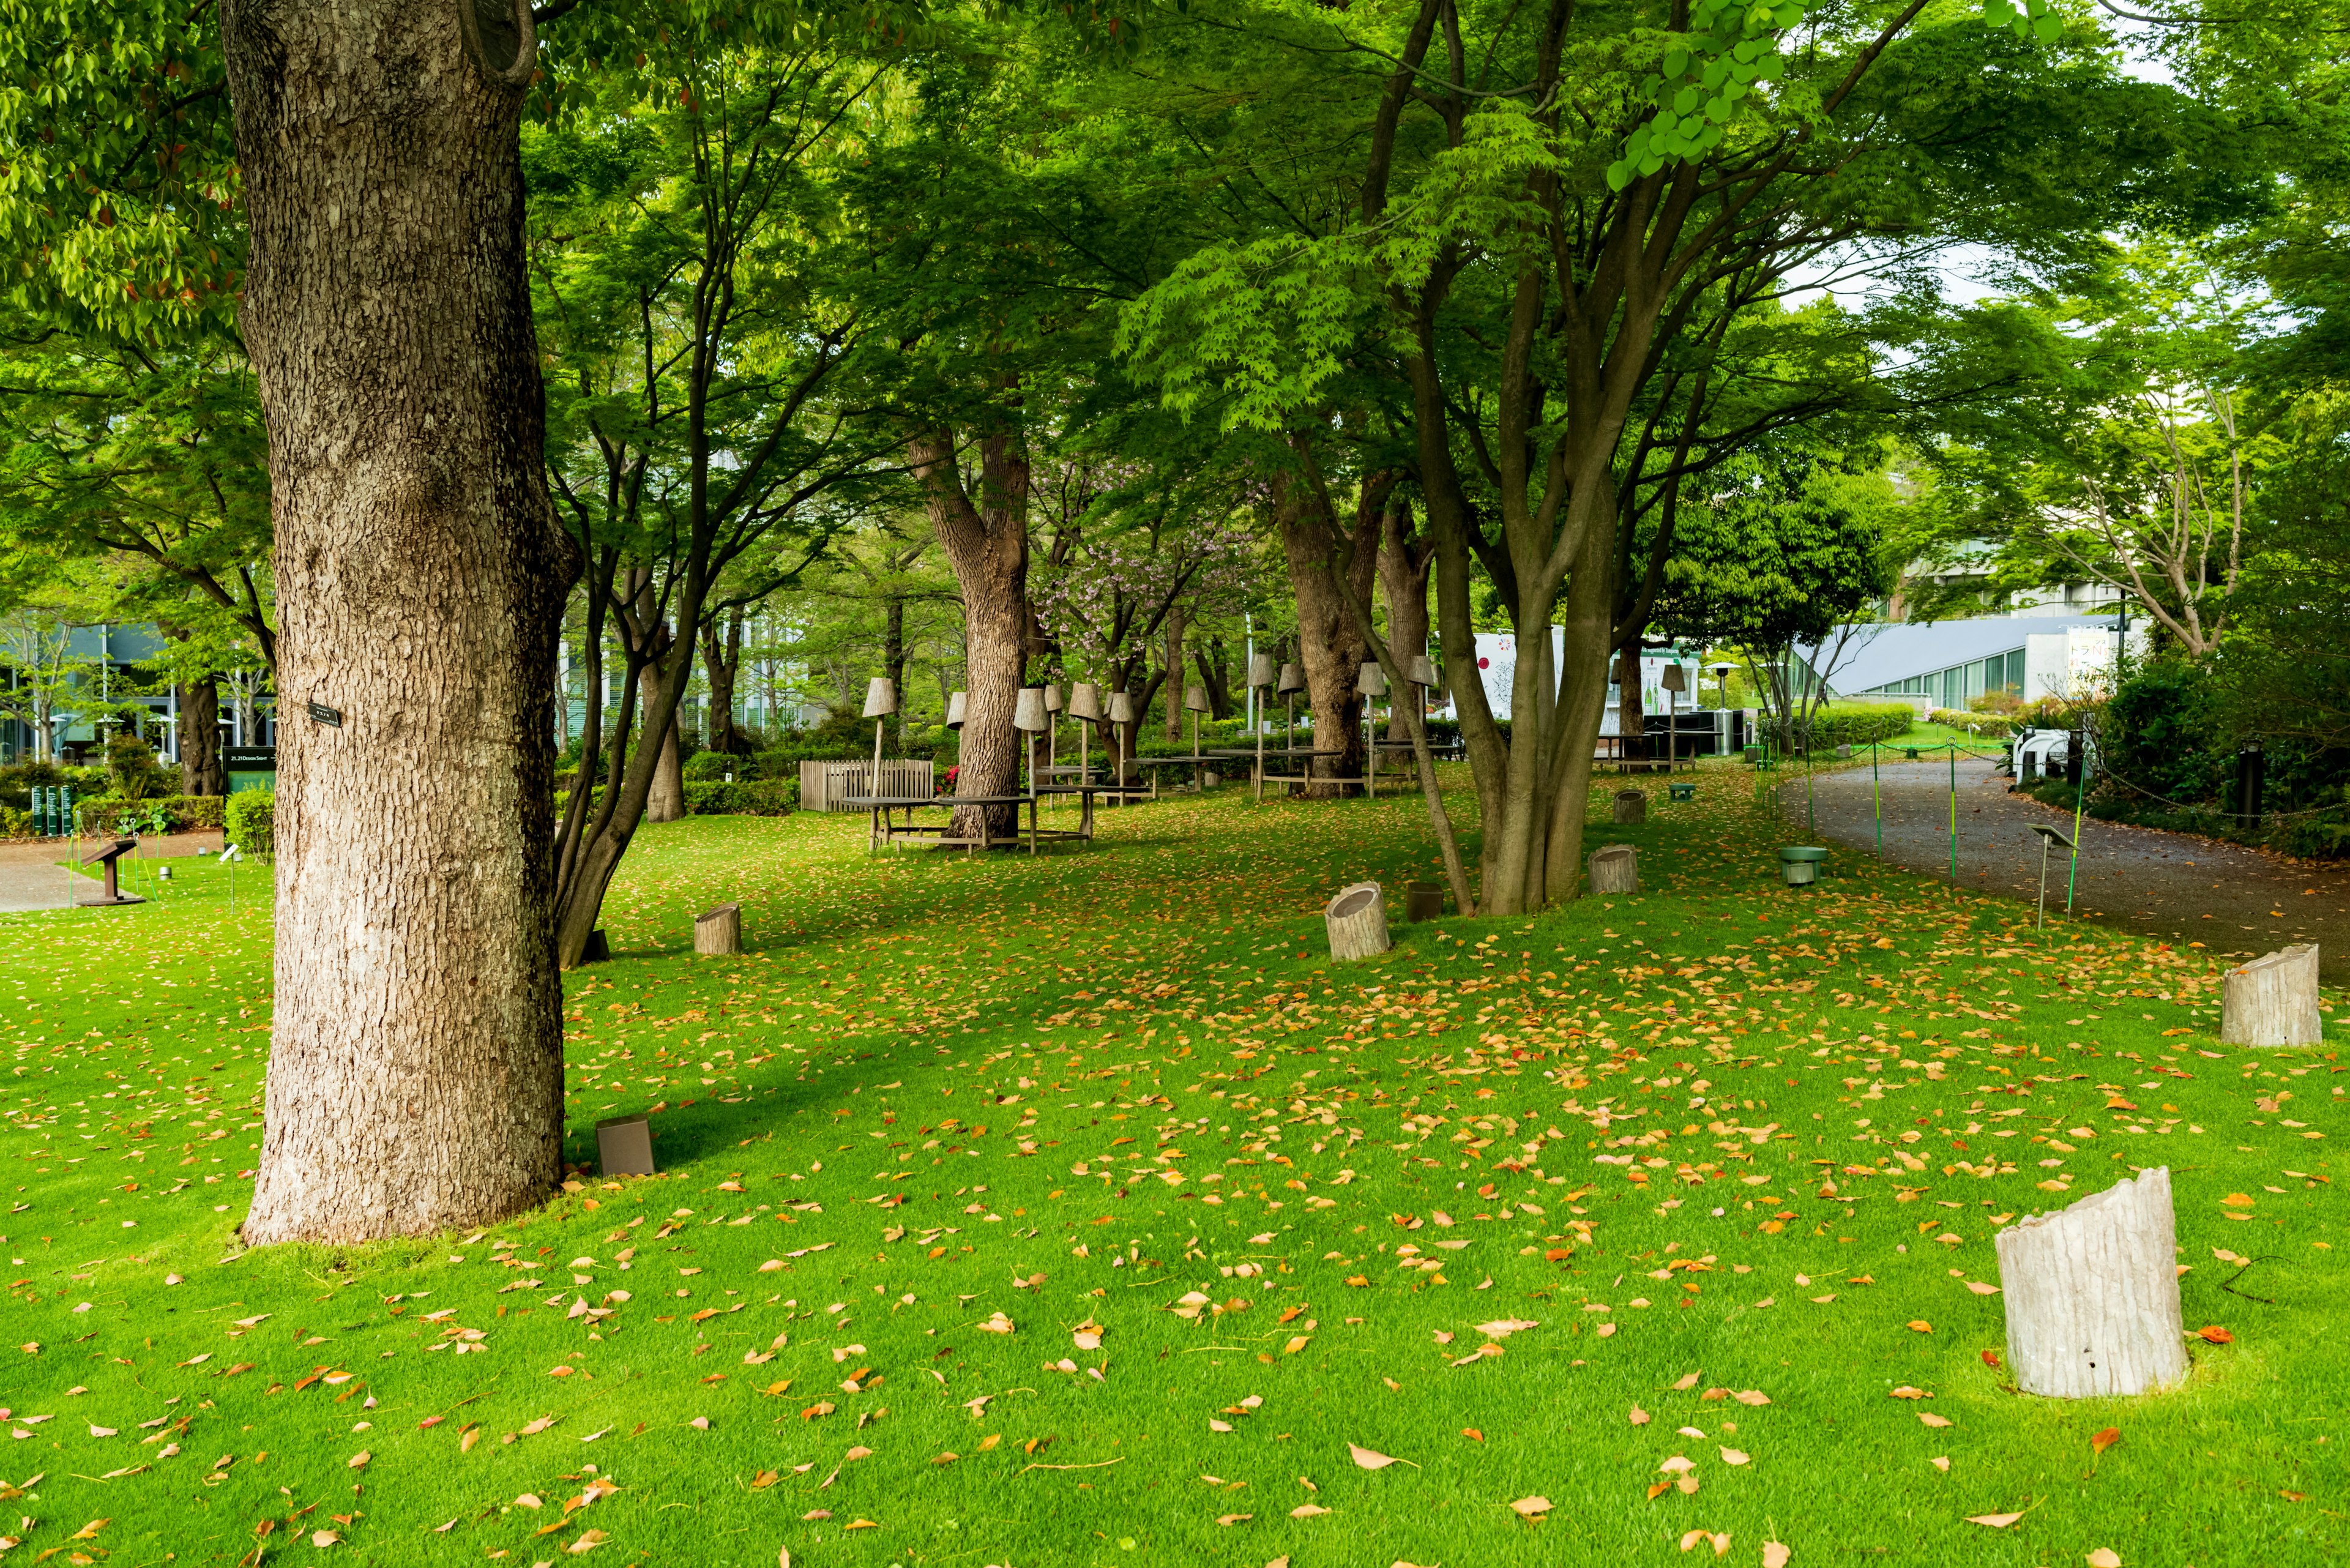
3,770,2342,1567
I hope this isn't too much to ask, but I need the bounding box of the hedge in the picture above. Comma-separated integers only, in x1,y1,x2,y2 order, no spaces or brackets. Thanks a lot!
225,790,275,857
1768,701,1915,752
74,794,231,835
684,779,797,816
1929,708,2020,738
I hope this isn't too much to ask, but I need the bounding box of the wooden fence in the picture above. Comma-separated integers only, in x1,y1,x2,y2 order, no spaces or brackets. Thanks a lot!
798,759,935,813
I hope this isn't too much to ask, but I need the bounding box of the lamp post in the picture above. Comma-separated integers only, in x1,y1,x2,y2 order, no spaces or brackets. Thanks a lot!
1356,661,1387,797
1041,682,1064,794
1108,690,1135,794
1067,682,1103,785
1183,682,1211,788
1659,659,1686,774
945,690,966,798
1246,654,1274,797
1013,687,1049,797
862,677,897,797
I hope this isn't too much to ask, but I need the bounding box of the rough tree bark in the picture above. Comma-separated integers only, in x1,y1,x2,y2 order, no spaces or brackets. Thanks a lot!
176,675,226,796
223,0,569,1244
1616,632,1647,763
1278,451,1389,796
641,619,687,824
1162,603,1187,741
701,609,750,755
1378,490,1436,742
909,425,1029,837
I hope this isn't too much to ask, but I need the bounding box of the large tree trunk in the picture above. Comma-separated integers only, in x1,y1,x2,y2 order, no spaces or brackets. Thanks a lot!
1616,629,1646,763
1162,603,1186,741
1378,490,1435,742
701,610,750,755
176,676,226,796
1277,454,1386,797
223,0,569,1244
910,426,1029,838
642,637,687,824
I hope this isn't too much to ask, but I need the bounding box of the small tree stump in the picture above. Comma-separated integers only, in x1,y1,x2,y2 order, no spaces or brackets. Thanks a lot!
1589,843,1639,895
695,902,742,957
2220,943,2321,1047
1325,882,1391,962
1613,788,1647,824
1994,1167,2188,1398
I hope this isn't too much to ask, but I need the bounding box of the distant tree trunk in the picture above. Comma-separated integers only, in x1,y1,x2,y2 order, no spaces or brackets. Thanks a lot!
910,425,1029,837
1378,490,1436,741
223,0,569,1244
1163,603,1187,741
1278,450,1389,796
1617,630,1646,763
177,676,226,796
701,610,750,755
641,628,686,823
1195,638,1233,719
884,592,908,745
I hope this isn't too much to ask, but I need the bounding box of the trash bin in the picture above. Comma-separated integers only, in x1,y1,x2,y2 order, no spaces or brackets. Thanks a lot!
1743,745,1761,765
1779,845,1830,887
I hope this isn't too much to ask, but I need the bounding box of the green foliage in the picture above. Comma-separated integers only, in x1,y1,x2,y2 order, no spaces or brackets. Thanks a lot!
682,778,798,816
71,792,225,835
1929,707,2020,739
223,788,274,858
104,734,172,801
1776,701,1915,751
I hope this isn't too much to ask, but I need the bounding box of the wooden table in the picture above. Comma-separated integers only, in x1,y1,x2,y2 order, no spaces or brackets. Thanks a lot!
846,790,1142,855
1130,755,1228,797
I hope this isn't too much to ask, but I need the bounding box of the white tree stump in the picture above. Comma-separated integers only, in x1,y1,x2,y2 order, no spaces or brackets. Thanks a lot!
1324,882,1391,963
2221,943,2321,1047
695,902,742,957
1612,788,1647,824
1589,843,1639,895
1994,1167,2188,1398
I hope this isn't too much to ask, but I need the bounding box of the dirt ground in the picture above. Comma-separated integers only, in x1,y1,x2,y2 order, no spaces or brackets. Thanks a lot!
0,829,226,913
1778,756,2350,982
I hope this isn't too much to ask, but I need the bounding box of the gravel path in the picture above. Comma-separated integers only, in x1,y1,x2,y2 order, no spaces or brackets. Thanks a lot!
0,831,225,913
1777,757,2350,981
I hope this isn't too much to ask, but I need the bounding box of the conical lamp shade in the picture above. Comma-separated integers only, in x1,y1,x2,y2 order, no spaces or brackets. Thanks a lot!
1042,683,1064,713
1108,691,1135,724
1277,662,1306,695
862,677,898,718
1069,682,1103,722
945,690,966,730
1406,654,1438,687
1247,653,1275,689
1660,663,1687,693
1356,662,1387,697
1013,687,1048,732
1184,682,1210,713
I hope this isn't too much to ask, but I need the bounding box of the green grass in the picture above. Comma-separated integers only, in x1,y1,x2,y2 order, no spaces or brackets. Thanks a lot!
3,769,2344,1567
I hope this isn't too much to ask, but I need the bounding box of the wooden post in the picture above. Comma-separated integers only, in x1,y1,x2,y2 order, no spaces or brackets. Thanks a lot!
1324,882,1392,962
2221,943,2322,1047
1588,843,1639,894
1994,1167,2189,1398
695,902,742,957
1612,788,1647,825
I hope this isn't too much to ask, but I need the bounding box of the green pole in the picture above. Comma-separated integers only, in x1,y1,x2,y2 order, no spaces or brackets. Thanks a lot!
1947,745,1957,886
1871,743,1883,859
2065,731,2087,916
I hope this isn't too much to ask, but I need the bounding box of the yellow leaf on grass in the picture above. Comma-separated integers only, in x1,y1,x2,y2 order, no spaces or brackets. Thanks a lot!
2091,1427,2121,1455
1906,1321,1932,1334
1348,1443,1404,1470
1965,1513,2024,1528
567,1527,610,1553
1762,1544,1792,1568
1720,1448,1750,1466
1628,1406,1651,1426
1510,1496,1551,1518
2087,1551,2121,1568
1920,1414,1952,1428
1291,1503,1330,1518
1283,1335,1311,1355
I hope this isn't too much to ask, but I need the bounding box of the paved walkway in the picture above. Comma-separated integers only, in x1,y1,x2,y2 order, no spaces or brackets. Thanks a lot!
0,830,225,913
1778,758,2350,981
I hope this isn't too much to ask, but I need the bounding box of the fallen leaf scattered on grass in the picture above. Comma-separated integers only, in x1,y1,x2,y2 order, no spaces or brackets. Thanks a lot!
1348,1444,1411,1470
2198,1325,2234,1345
1762,1544,1791,1567
2087,1551,2121,1568
1510,1496,1551,1518
2091,1427,2121,1455
1965,1512,2024,1528
1629,1406,1651,1425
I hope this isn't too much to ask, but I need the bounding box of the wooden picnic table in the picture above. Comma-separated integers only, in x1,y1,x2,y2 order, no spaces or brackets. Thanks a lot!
1209,744,1357,801
1129,754,1228,796
846,788,1144,855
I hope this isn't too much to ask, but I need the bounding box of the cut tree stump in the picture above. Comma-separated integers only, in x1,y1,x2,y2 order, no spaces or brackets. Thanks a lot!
695,902,742,957
1325,882,1391,962
1612,789,1647,824
1993,1167,2188,1398
1589,843,1639,894
2220,943,2321,1047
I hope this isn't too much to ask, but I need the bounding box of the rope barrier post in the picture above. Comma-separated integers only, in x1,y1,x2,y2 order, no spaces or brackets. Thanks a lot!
2065,730,2088,916
1871,742,1883,859
1947,744,1958,887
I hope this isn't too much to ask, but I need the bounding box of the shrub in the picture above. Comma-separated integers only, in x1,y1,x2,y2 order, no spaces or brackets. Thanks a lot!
1930,708,2019,738
683,778,796,816
2102,660,2228,811
0,806,30,840
75,794,230,835
225,790,276,857
682,750,736,782
1769,701,1914,752
106,736,175,801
